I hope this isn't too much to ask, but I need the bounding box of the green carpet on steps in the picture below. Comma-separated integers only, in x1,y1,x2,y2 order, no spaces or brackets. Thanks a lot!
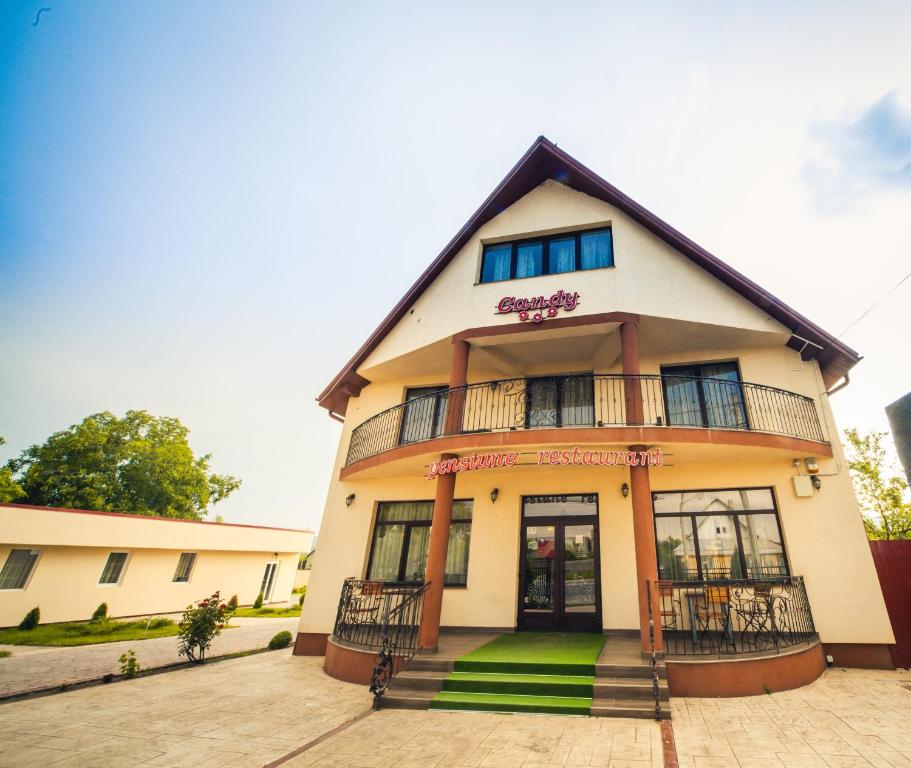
429,632,604,715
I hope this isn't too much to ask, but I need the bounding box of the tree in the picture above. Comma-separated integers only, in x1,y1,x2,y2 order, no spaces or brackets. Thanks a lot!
844,428,911,540
0,437,26,503
6,411,240,520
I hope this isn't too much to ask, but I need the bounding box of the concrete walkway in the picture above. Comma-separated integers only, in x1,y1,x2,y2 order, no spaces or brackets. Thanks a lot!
0,616,298,698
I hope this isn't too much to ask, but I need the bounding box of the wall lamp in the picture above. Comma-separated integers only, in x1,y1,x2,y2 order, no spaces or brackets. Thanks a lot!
490,488,499,503
345,493,356,507
621,482,629,498
811,476,822,491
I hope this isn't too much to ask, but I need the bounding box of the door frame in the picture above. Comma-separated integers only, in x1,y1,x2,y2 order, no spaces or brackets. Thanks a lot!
517,494,602,632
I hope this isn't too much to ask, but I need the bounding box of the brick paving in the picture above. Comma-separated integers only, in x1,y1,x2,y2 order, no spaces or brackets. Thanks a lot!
670,668,911,768
0,616,298,697
1,652,910,768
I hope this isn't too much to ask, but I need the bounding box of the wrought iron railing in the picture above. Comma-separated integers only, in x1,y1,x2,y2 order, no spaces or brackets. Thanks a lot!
332,577,429,704
645,581,662,721
345,373,825,466
654,576,817,657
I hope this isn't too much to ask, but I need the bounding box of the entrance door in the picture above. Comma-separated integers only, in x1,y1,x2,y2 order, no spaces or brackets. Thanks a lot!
260,561,278,602
518,494,601,631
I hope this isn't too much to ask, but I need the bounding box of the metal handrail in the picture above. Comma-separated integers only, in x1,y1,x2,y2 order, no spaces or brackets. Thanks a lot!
646,580,662,721
655,576,817,657
345,373,826,466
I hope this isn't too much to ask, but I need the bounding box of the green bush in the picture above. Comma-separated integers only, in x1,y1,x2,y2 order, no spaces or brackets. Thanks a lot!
226,594,238,611
177,592,229,664
147,618,174,629
91,603,108,623
119,649,140,678
268,630,292,650
253,592,264,610
18,607,40,631
299,593,305,607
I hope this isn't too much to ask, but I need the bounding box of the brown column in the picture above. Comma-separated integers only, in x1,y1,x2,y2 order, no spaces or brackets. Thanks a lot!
619,319,643,425
444,339,470,435
419,453,456,651
629,445,663,653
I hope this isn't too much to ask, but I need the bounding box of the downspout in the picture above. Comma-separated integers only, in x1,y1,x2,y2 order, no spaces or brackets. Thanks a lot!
826,372,851,396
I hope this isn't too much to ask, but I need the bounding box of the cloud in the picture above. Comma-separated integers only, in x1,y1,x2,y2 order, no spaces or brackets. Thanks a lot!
804,91,911,211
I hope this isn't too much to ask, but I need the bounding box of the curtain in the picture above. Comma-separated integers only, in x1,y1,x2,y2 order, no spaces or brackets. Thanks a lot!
444,523,472,585
548,236,576,273
367,524,405,581
515,242,543,278
700,364,747,429
581,230,613,270
527,379,558,427
560,377,594,426
482,244,511,282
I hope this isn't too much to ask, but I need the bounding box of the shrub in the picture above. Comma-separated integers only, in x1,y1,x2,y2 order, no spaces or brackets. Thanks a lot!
268,630,292,650
119,650,140,678
91,603,108,623
177,592,230,664
147,617,174,629
253,592,264,610
227,594,238,611
18,607,40,631
299,593,305,607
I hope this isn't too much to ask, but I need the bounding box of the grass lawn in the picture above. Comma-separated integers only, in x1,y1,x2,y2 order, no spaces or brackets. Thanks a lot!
232,605,301,618
0,617,179,647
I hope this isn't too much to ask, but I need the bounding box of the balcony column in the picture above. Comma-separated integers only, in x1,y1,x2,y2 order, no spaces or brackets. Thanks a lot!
629,444,663,654
444,339,470,435
419,452,456,651
619,318,643,425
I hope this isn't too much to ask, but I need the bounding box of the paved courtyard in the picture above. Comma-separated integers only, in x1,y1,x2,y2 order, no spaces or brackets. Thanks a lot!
0,651,910,768
0,616,298,698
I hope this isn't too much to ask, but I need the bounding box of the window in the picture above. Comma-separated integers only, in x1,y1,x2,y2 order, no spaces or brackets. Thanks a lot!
479,227,613,283
367,500,473,586
653,488,787,581
399,386,447,445
661,362,747,429
0,549,40,590
99,552,128,585
173,552,197,583
526,376,594,428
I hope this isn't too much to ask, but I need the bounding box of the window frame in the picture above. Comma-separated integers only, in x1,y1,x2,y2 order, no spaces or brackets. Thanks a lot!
525,374,596,429
98,551,130,586
365,500,473,588
660,359,750,430
651,486,790,581
479,226,614,284
172,552,198,583
0,548,41,591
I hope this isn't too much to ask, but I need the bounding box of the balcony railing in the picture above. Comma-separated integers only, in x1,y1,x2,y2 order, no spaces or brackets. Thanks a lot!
345,373,826,467
652,576,817,657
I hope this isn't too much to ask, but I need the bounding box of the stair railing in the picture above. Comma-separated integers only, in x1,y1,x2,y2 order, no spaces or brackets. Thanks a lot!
646,580,661,721
369,581,430,708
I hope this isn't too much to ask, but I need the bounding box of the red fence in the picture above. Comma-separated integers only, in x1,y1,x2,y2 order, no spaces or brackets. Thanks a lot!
869,540,911,668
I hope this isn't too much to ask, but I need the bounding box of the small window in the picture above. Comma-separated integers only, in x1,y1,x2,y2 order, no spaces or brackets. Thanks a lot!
479,226,614,284
99,552,129,585
173,552,197,583
0,549,40,590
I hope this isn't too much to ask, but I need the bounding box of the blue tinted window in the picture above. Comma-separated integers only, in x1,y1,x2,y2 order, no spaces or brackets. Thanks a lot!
516,242,543,278
548,237,576,273
481,244,512,283
581,230,613,270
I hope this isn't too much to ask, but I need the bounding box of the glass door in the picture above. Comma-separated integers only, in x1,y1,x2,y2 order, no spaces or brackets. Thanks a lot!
518,494,601,631
260,561,278,602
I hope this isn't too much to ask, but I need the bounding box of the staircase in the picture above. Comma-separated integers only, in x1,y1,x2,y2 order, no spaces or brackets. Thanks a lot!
380,645,669,719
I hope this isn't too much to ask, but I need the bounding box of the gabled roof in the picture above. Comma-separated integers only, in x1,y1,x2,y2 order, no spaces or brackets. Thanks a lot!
319,136,860,415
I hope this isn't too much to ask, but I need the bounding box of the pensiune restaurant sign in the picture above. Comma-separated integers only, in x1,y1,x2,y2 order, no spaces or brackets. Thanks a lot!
426,447,664,479
496,290,580,324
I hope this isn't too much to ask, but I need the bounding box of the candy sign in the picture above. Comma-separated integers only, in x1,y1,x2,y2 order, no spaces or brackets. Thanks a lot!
496,290,580,324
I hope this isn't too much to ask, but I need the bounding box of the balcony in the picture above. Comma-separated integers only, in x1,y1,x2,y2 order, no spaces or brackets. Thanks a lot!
344,373,827,469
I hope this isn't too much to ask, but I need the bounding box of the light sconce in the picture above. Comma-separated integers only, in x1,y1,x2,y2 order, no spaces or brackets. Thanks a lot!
490,488,499,503
345,493,356,507
621,482,630,498
810,476,822,491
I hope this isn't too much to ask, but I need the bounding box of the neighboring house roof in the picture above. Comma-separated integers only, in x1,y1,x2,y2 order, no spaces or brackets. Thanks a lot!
319,136,860,415
0,502,313,533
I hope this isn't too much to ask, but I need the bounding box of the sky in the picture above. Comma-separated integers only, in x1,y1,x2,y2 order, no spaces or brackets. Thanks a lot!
1,1,910,532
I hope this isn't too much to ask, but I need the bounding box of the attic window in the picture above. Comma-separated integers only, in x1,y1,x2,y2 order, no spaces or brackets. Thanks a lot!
480,227,613,284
